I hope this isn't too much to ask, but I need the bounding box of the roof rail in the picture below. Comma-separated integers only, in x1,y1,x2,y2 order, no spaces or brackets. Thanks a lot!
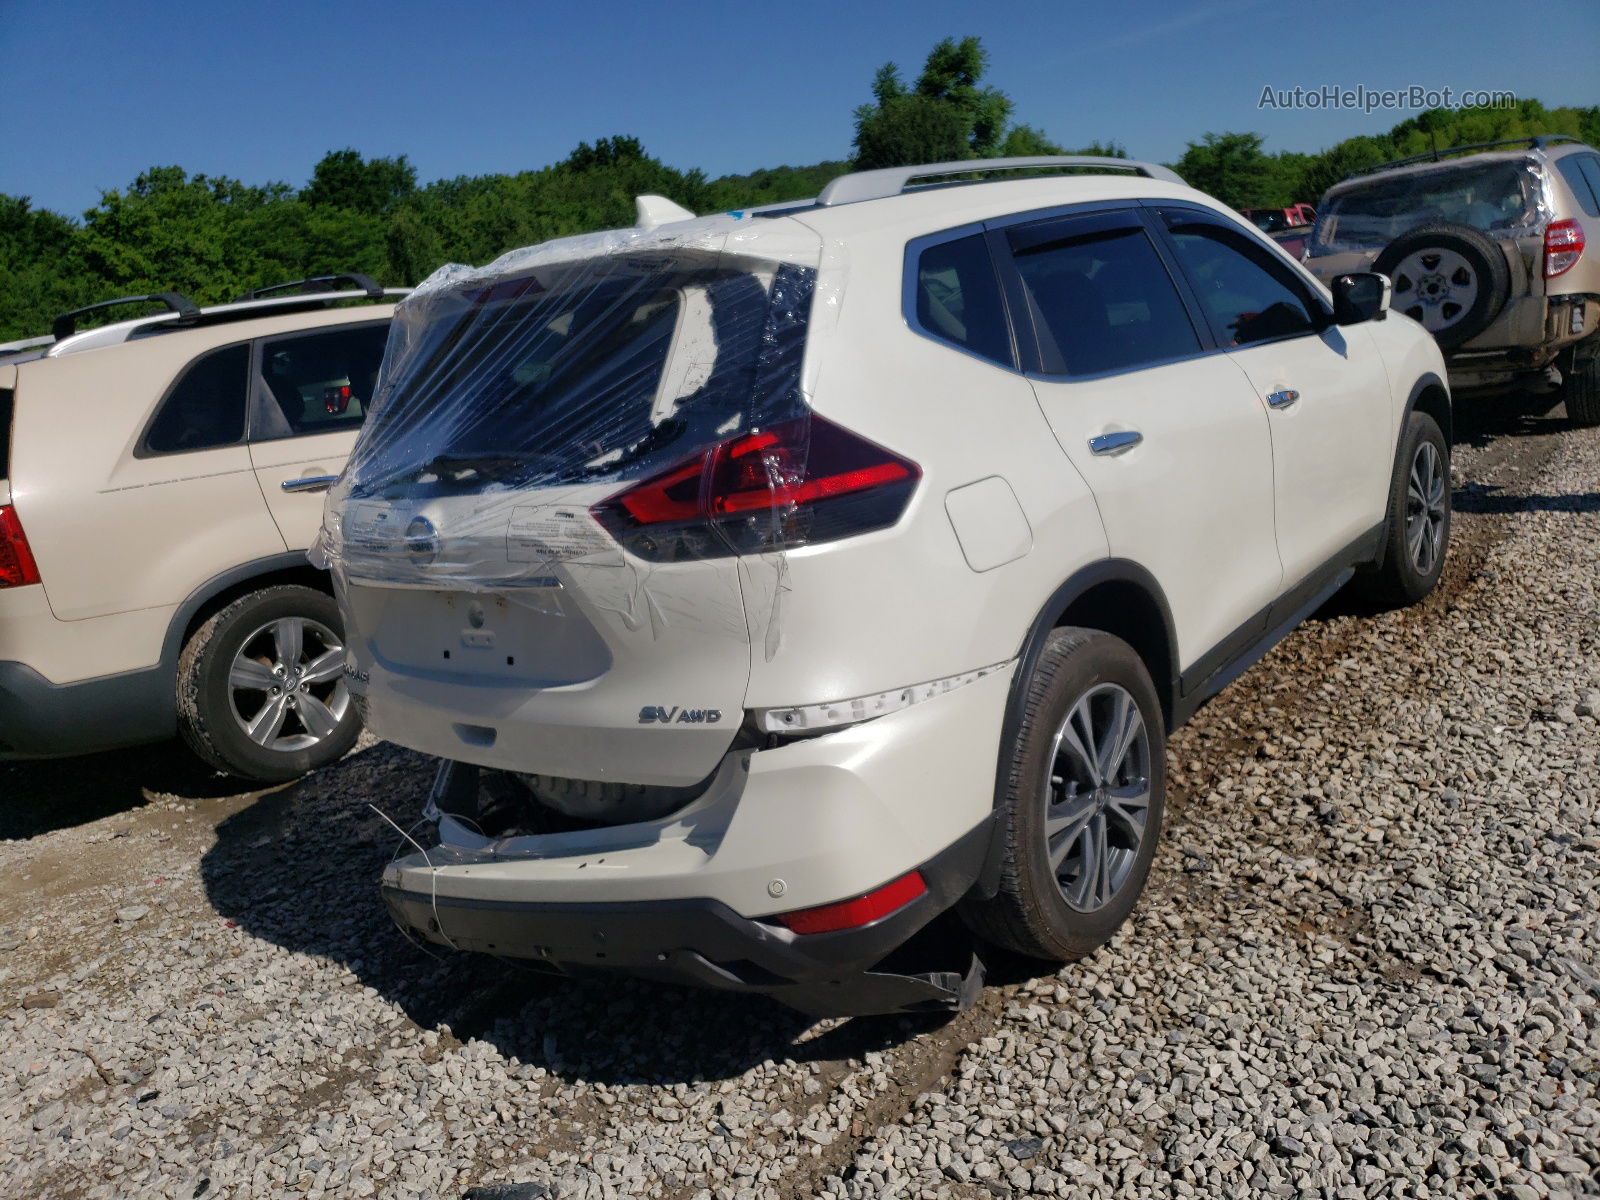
52,292,200,342
816,155,1185,207
1346,134,1582,178
235,273,386,302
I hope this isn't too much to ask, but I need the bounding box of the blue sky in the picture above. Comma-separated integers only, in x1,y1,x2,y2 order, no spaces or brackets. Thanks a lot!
2,0,1596,218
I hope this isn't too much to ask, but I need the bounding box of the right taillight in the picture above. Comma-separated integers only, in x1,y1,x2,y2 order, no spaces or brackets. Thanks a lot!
1546,219,1586,277
0,505,40,588
591,414,920,563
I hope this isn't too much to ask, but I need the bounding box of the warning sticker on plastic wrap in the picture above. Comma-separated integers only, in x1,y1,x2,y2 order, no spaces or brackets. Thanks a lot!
506,504,621,566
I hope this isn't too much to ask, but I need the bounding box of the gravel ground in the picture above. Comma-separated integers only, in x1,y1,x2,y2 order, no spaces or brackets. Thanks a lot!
1,398,1597,1200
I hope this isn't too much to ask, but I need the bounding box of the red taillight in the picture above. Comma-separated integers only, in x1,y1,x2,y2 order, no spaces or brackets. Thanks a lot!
1546,219,1586,277
0,505,41,588
592,415,920,562
775,871,927,935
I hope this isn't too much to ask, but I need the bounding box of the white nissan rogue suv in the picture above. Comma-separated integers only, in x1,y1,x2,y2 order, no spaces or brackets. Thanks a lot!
320,158,1451,1015
0,277,406,780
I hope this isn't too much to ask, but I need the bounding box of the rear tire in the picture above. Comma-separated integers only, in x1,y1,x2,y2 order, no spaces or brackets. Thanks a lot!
1562,346,1600,428
961,628,1166,962
1355,411,1451,608
177,585,361,782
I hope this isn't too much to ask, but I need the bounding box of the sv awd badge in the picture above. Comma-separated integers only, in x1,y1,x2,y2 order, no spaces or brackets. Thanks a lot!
639,706,722,725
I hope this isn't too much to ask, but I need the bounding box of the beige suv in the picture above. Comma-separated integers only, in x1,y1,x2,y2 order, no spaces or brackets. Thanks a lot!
0,277,406,780
1305,136,1600,424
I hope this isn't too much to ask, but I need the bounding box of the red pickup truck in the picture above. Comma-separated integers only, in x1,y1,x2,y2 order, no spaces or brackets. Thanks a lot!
1241,204,1318,259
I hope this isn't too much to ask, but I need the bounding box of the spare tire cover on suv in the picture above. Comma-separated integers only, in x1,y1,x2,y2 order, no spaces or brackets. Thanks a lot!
1373,222,1511,350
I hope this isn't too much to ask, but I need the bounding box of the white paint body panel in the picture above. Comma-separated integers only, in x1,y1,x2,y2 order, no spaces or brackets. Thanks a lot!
334,175,1445,915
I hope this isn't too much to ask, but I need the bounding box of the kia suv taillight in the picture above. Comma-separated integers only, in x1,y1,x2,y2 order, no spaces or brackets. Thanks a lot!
591,415,920,562
1546,219,1586,277
0,505,41,588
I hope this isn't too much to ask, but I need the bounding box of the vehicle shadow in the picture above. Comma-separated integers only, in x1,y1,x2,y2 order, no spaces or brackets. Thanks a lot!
198,741,941,1083
0,740,243,839
1451,388,1567,447
1453,482,1600,515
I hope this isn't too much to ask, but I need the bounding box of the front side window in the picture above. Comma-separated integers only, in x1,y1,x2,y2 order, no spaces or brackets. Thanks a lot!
144,343,250,454
1162,219,1321,347
913,234,1013,366
256,323,389,439
1007,217,1201,376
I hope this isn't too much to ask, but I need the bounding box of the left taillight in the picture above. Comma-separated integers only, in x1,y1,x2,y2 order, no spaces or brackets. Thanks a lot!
591,414,921,563
0,505,41,588
1546,219,1586,278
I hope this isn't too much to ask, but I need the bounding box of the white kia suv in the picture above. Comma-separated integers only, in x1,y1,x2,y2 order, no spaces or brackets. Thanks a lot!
320,158,1451,1015
0,276,406,780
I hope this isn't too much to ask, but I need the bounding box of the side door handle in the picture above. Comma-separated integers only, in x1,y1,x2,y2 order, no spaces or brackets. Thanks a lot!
1266,389,1300,409
281,474,339,494
1088,430,1143,456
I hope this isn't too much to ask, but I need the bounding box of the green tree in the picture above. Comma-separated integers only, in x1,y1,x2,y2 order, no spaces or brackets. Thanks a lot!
1174,132,1279,209
852,37,1015,169
302,149,417,216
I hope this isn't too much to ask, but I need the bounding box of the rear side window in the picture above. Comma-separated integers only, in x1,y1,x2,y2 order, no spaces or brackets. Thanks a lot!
913,234,1013,366
144,344,250,455
1007,218,1201,377
1161,219,1321,347
255,323,388,439
0,388,12,478
1556,154,1600,218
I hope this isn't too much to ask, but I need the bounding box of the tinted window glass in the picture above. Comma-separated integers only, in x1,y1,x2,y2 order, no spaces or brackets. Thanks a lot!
1556,155,1600,218
915,235,1012,366
0,388,11,478
1164,222,1320,346
1008,223,1200,376
145,344,249,454
258,323,389,438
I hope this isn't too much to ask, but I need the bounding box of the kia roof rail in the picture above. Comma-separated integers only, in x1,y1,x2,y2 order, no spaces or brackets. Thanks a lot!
52,292,200,341
235,273,386,302
1345,135,1584,179
815,155,1186,207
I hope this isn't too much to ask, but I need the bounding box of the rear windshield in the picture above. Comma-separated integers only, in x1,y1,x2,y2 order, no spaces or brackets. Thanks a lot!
345,254,815,498
0,388,11,479
1312,159,1542,254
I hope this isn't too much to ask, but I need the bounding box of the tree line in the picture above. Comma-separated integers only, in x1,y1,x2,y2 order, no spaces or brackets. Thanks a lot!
3,36,1595,341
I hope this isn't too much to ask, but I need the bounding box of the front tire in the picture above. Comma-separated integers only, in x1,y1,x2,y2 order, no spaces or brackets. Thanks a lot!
962,628,1166,962
1357,411,1451,608
176,585,361,782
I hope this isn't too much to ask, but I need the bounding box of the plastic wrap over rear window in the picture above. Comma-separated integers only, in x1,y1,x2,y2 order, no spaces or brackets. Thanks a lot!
316,216,831,592
1311,158,1551,256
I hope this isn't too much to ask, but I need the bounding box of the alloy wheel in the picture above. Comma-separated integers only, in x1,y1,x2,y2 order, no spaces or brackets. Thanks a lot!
1406,440,1448,576
1042,683,1153,913
227,617,350,752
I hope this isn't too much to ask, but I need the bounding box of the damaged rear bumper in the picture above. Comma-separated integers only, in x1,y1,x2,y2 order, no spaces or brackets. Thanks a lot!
381,814,993,1017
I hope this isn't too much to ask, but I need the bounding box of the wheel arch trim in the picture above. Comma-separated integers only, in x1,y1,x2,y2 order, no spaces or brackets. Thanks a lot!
159,551,329,678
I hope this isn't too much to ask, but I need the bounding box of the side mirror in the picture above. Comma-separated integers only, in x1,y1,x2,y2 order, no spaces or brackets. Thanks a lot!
1332,272,1390,325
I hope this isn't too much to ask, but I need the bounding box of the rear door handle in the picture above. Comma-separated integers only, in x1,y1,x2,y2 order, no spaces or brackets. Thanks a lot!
281,474,339,494
1088,430,1143,456
1267,389,1300,409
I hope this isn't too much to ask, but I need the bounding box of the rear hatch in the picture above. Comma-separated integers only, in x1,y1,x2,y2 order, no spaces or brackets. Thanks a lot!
325,237,822,786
